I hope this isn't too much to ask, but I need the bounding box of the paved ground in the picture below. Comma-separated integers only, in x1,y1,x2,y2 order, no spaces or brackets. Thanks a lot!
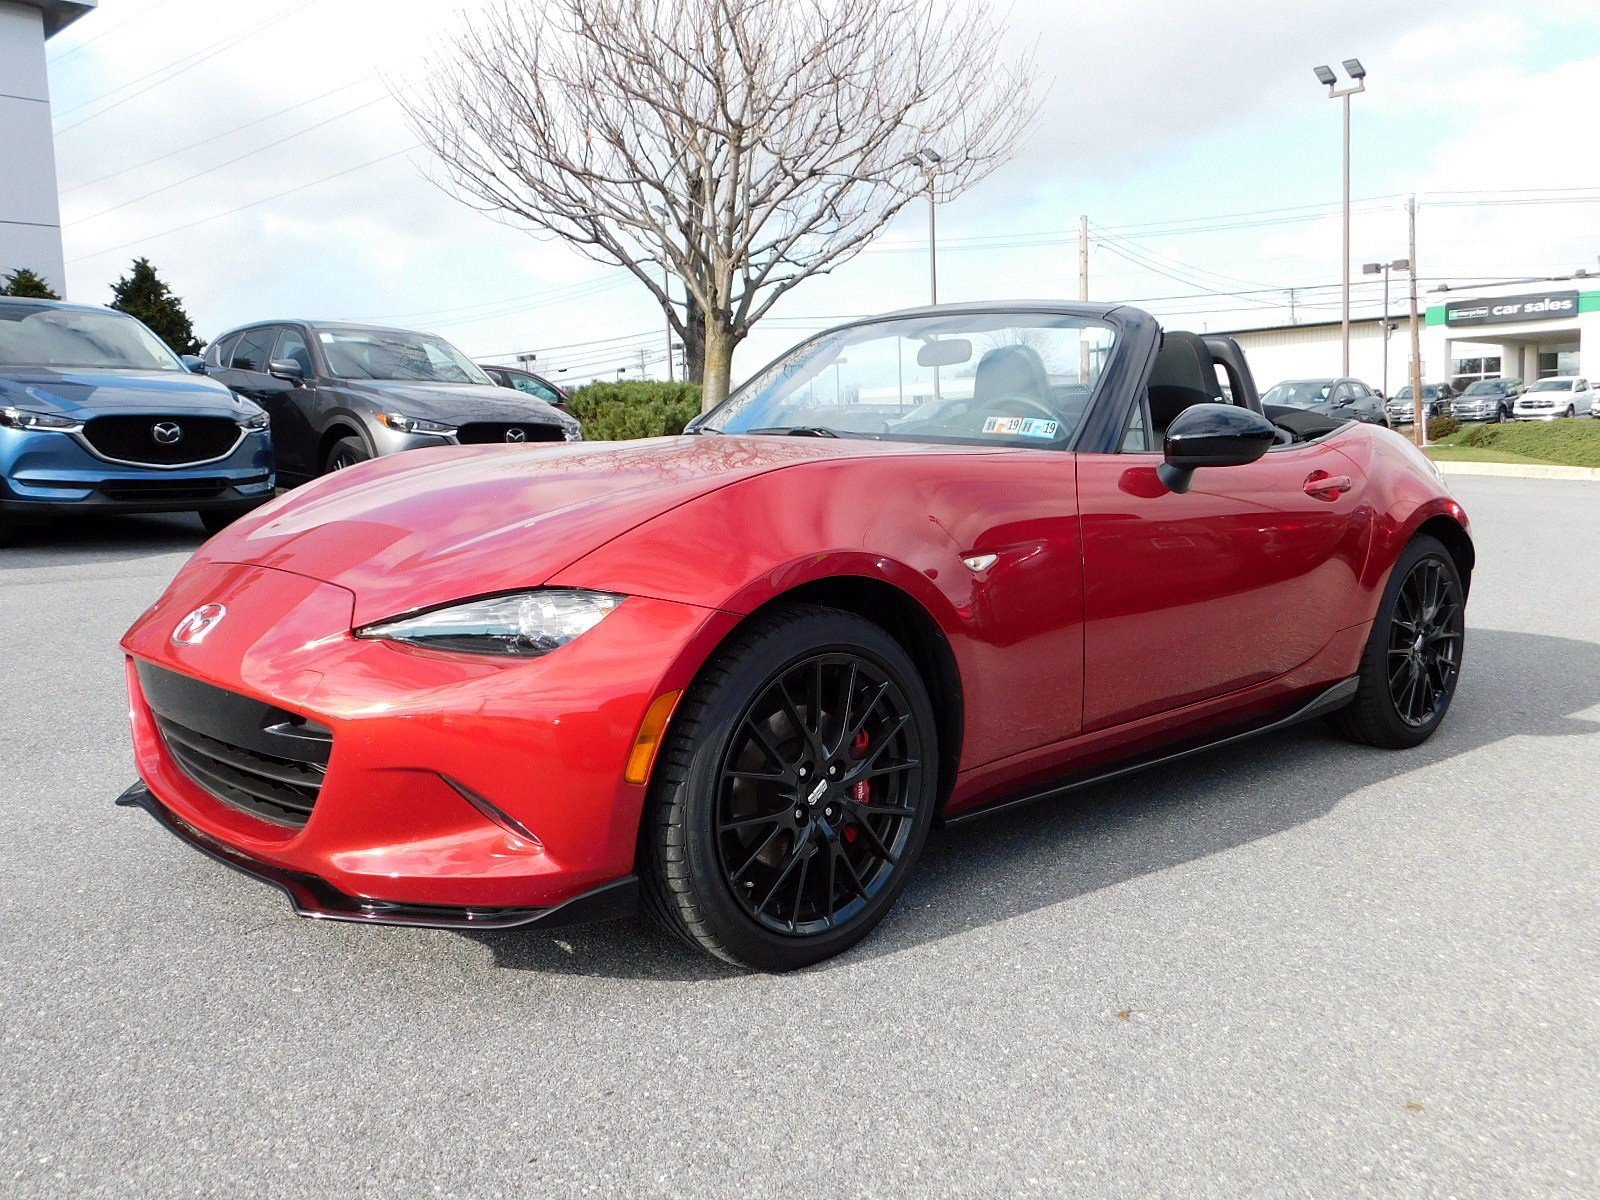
3,476,1598,1199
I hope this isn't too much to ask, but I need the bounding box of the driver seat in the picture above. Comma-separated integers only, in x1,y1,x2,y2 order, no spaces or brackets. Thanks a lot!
971,344,1053,409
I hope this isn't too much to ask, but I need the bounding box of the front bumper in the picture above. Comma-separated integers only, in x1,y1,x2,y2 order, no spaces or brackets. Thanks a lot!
116,780,639,928
121,560,728,916
1,424,273,515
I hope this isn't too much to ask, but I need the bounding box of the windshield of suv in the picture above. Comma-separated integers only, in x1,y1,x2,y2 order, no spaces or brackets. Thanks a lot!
1526,379,1574,392
1261,380,1335,408
700,312,1116,448
318,327,494,384
1395,385,1438,401
0,303,182,371
1463,380,1509,396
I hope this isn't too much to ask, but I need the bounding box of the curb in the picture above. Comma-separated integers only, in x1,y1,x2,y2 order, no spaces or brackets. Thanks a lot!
1431,460,1600,481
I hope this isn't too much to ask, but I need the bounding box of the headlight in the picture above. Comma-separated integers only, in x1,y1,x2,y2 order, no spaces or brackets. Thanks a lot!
563,421,584,442
0,406,82,432
354,589,622,656
238,410,270,431
377,412,456,435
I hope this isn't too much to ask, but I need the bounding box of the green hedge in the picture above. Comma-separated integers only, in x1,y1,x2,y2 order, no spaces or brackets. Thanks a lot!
1454,417,1600,467
567,381,703,441
1426,415,1459,441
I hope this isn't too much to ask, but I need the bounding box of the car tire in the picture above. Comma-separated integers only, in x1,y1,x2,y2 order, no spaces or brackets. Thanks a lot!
324,436,370,474
0,509,13,548
198,505,257,535
1564,406,1575,419
640,603,939,971
1327,534,1465,750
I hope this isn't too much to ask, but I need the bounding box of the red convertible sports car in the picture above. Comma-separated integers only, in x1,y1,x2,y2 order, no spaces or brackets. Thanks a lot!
119,303,1471,970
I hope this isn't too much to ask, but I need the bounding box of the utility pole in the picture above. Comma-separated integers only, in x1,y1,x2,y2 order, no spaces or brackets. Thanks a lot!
1288,287,1298,325
1078,214,1089,301
1406,194,1425,450
1314,60,1367,376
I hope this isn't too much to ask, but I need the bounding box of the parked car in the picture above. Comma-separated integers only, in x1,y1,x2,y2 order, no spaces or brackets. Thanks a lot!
1260,377,1390,427
1451,378,1522,423
478,363,570,411
1512,377,1594,421
0,298,273,546
1386,382,1457,425
202,320,582,483
119,302,1470,971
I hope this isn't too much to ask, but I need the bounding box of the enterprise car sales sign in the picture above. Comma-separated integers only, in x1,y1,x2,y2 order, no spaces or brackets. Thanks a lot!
1444,291,1579,327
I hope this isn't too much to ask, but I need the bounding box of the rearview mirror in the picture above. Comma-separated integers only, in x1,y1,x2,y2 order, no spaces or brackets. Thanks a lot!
916,338,972,368
268,358,305,383
179,354,206,374
1158,403,1277,494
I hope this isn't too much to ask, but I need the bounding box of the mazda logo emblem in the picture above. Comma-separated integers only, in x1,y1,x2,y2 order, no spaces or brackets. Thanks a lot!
171,603,226,646
504,427,527,443
152,421,183,445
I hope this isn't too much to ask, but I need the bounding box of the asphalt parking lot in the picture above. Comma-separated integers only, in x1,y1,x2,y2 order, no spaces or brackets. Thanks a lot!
3,474,1597,1199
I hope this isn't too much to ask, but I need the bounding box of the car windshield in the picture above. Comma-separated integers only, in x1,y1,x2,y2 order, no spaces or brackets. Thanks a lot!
318,327,493,384
1463,380,1507,396
1262,380,1334,408
1526,379,1573,392
700,312,1117,448
0,303,181,371
1395,385,1438,400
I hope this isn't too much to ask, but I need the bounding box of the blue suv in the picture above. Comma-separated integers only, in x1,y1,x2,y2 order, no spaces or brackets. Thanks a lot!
0,299,275,546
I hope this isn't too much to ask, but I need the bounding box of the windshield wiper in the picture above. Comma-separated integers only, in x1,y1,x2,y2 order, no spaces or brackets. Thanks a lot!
745,425,841,437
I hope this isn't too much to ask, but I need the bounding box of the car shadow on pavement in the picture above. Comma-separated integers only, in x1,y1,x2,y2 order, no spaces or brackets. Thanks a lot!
1,513,208,568
466,627,1600,981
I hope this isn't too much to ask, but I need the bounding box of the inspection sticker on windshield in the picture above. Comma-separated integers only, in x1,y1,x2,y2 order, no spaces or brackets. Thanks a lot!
982,416,1058,439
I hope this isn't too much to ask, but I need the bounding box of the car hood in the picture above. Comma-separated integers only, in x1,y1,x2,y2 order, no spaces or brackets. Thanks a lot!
337,380,570,426
0,368,245,417
196,434,934,625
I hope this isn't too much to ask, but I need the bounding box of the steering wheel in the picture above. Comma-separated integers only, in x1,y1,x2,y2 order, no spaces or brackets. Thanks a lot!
974,392,1060,422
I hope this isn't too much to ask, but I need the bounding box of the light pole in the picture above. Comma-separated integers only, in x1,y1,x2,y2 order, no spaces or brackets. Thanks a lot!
1362,257,1408,400
911,147,942,305
1314,58,1366,376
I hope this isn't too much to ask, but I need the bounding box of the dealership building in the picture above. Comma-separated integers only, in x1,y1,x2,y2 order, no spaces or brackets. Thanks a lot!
0,0,96,294
1224,274,1600,394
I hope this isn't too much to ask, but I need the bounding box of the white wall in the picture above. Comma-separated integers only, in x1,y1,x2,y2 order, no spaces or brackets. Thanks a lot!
1226,320,1417,395
0,0,65,293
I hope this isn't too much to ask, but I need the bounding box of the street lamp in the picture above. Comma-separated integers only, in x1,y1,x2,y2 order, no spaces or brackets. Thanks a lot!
911,147,942,305
1362,257,1409,399
1314,58,1366,375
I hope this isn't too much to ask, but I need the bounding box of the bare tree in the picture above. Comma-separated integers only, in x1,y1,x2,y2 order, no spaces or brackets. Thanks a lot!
400,0,1038,410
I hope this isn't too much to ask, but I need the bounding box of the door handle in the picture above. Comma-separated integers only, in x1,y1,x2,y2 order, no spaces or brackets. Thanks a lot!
1303,472,1352,499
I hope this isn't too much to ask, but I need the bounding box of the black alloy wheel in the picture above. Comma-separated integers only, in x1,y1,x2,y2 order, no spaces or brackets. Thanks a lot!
1328,534,1466,748
1385,556,1464,728
641,604,939,971
714,652,923,937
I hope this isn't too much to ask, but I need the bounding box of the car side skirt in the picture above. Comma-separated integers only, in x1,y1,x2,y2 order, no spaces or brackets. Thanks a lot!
116,781,640,930
944,675,1358,826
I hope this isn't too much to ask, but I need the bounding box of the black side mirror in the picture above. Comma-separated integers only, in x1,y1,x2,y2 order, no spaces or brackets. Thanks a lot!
268,358,306,384
1158,403,1277,494
179,354,207,374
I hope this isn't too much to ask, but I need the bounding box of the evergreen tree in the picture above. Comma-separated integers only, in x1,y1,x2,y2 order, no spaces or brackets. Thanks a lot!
1,268,60,299
108,257,201,355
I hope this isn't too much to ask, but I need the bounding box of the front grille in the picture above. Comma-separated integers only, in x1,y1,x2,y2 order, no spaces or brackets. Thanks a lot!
456,421,564,445
99,477,229,503
82,415,241,466
137,662,332,828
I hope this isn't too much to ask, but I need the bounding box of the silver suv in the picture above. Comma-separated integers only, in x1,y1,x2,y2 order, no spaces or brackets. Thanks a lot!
202,320,582,482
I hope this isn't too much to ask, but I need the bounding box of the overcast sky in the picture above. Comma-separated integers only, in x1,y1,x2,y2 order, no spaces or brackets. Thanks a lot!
44,0,1600,382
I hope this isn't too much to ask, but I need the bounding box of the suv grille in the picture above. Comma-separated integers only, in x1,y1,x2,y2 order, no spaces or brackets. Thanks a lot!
137,663,332,828
456,422,564,445
99,477,229,503
82,415,241,466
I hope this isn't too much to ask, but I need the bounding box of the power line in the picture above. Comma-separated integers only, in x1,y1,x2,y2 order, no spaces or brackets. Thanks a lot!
54,0,320,133
66,143,422,264
46,0,185,66
60,76,384,195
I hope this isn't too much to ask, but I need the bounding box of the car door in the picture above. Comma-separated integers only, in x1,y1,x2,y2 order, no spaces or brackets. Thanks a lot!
264,325,321,478
1076,400,1372,732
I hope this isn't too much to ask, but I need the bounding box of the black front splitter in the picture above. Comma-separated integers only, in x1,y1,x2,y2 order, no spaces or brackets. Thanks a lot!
116,781,640,930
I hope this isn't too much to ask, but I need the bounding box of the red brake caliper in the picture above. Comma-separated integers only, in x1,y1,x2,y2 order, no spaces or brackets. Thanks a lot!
845,729,870,842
